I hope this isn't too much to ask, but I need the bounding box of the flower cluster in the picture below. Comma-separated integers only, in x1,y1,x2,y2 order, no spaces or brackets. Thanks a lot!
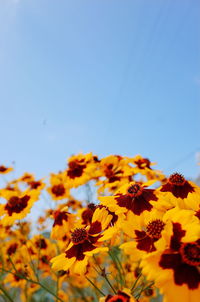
0,154,199,302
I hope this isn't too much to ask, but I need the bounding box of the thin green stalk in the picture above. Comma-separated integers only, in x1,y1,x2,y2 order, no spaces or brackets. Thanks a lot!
108,251,124,287
17,221,39,281
0,284,14,302
135,281,154,300
74,287,90,302
56,274,59,302
104,274,117,294
135,283,146,300
93,256,117,294
0,268,64,302
85,277,105,296
131,273,142,293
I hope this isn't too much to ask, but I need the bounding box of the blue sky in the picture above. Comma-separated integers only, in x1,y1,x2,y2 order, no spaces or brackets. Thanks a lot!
0,0,200,181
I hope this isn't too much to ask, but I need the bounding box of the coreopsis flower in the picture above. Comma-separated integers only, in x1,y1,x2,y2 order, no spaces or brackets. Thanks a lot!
0,189,40,225
47,172,70,200
96,155,134,193
27,179,45,191
157,172,200,210
17,173,45,191
120,210,167,260
132,155,154,170
3,262,35,289
66,197,82,210
0,165,13,174
130,155,164,182
141,208,200,302
51,207,113,275
19,172,35,183
100,181,158,216
99,289,136,302
66,262,98,287
80,203,97,225
51,206,76,240
66,153,99,187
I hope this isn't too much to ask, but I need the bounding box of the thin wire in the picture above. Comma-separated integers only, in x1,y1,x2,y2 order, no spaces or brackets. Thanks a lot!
129,0,172,88
166,147,200,171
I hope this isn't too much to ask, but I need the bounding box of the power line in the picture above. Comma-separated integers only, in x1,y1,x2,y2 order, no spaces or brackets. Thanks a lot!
166,147,200,171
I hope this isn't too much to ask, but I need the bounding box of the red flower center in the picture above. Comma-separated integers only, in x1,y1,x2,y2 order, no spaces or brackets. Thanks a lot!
0,165,7,172
146,219,165,239
71,228,88,244
180,242,200,266
195,209,200,220
5,195,30,215
67,160,86,178
36,238,47,249
168,173,186,186
127,184,143,197
51,184,65,196
28,181,41,189
8,196,20,206
135,158,151,169
107,295,129,302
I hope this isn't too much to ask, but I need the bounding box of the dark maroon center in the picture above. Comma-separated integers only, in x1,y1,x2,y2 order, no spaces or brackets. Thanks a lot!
36,238,47,249
7,243,18,255
5,195,30,216
53,211,68,226
146,219,165,239
67,160,86,179
71,228,87,244
28,181,41,189
168,173,185,186
180,242,200,266
135,158,151,169
0,165,7,172
127,184,143,196
51,184,65,196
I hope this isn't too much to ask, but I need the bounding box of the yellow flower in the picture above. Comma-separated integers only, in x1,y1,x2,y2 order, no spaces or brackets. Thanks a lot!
131,155,164,180
120,210,167,260
141,208,200,302
157,173,200,210
47,172,70,200
100,181,158,216
66,153,99,187
0,189,40,225
51,207,113,275
97,155,134,193
51,206,76,240
0,165,13,174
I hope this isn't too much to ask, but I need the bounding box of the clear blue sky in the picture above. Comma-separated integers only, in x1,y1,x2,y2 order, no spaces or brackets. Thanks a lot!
0,0,200,180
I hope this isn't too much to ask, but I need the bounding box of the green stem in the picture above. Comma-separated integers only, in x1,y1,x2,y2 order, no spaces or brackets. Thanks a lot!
108,251,124,287
0,284,14,302
131,273,142,293
104,274,117,294
135,281,154,300
85,277,105,296
93,256,117,294
0,268,64,302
